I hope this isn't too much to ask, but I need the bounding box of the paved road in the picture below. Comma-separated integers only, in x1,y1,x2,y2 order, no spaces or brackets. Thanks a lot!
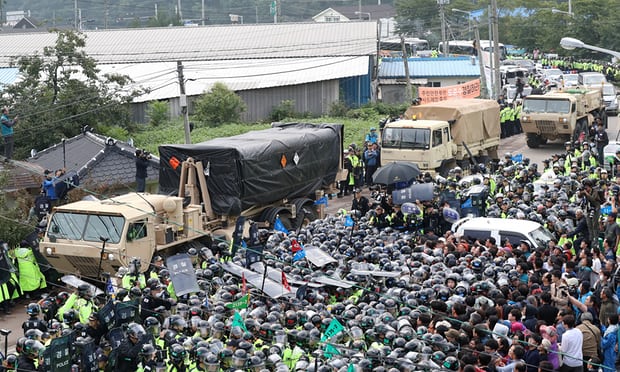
500,115,620,167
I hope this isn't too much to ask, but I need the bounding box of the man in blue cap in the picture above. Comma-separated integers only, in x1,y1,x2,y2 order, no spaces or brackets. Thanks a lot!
365,127,378,145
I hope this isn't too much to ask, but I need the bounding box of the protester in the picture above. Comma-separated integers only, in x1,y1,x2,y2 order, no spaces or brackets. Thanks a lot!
0,107,17,161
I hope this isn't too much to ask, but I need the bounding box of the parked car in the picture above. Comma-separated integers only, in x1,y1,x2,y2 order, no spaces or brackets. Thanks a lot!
578,71,607,87
560,73,579,87
451,217,553,250
604,140,620,171
602,83,618,116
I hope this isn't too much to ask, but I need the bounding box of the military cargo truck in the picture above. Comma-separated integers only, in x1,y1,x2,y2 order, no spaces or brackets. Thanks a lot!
380,99,500,175
521,89,605,148
40,123,343,278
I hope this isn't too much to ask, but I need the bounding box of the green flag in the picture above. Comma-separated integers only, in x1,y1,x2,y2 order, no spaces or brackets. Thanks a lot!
323,343,340,359
320,318,344,341
232,311,248,332
225,294,249,309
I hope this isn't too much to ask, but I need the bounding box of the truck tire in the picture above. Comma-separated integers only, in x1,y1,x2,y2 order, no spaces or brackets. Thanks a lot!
292,198,319,229
574,118,588,141
526,134,541,149
438,160,457,177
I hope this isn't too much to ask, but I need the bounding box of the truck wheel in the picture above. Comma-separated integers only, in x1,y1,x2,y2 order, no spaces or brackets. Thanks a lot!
438,160,456,177
526,134,541,149
295,203,319,228
574,119,587,141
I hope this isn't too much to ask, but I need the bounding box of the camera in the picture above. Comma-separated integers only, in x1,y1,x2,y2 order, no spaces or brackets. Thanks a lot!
136,149,151,160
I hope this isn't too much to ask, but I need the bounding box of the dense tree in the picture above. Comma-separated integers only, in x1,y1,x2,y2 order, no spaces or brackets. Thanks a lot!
395,0,620,58
0,30,141,159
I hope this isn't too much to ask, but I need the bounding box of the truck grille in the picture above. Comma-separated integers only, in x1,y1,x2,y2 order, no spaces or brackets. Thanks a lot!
66,256,101,277
535,120,556,134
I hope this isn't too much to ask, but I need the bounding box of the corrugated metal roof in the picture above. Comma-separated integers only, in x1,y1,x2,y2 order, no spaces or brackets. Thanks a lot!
107,57,370,102
0,68,19,88
378,57,481,78
0,22,377,66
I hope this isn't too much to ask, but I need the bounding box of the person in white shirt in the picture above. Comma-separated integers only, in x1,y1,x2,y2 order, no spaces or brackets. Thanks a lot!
559,314,584,372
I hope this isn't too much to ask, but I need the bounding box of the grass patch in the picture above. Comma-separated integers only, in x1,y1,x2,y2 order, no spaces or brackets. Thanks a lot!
131,116,382,155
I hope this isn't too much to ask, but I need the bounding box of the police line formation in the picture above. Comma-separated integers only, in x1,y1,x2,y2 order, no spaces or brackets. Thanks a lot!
3,60,620,372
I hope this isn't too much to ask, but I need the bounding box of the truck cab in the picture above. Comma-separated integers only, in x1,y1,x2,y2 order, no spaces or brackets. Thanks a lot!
42,193,203,277
521,89,605,148
381,119,456,173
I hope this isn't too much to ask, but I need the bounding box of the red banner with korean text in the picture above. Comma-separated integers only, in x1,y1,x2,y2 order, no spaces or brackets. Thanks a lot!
418,79,481,103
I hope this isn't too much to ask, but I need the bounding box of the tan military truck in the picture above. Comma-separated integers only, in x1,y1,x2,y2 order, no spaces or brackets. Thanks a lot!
40,123,343,278
380,99,500,175
521,88,606,148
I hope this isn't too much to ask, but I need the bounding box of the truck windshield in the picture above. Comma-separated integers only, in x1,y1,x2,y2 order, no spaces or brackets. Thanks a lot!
48,212,124,244
523,99,570,114
530,226,554,249
382,127,430,149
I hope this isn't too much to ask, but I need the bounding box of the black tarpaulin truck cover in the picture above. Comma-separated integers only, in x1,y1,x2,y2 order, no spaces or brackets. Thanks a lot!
158,123,343,216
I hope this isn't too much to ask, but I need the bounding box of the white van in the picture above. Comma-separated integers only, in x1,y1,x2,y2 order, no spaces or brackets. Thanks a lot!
602,83,618,116
578,72,607,87
451,217,554,250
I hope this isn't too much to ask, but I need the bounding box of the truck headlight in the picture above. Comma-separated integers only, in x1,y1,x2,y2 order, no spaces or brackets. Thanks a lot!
108,253,115,261
559,117,568,123
46,247,55,255
521,115,529,122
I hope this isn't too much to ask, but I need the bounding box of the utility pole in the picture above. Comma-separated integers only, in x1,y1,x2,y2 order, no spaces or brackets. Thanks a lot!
358,0,362,19
401,35,412,104
487,5,494,98
177,61,191,144
201,0,205,25
438,0,449,56
474,25,487,98
491,0,501,100
104,0,108,29
74,0,78,29
177,0,183,23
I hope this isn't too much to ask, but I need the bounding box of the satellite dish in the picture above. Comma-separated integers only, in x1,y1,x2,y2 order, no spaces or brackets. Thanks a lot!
30,149,37,158
127,138,134,147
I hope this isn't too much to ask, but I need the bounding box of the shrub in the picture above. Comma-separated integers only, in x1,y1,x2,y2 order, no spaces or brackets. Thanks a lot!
97,124,129,140
147,101,169,126
270,100,297,121
328,100,349,117
194,82,247,127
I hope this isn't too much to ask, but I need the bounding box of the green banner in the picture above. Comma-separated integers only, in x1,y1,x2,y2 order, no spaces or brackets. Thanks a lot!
232,311,248,332
321,318,344,341
225,294,249,309
323,343,340,359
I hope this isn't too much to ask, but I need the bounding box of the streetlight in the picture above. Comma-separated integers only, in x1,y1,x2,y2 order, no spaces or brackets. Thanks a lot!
452,8,473,37
354,11,371,20
551,8,574,17
560,37,620,59
229,14,243,24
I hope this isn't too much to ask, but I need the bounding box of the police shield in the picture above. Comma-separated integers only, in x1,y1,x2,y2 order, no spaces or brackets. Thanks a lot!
42,332,73,371
76,337,99,372
166,253,199,296
97,300,116,330
303,245,337,268
115,300,138,327
106,327,125,349
401,202,420,215
442,207,460,223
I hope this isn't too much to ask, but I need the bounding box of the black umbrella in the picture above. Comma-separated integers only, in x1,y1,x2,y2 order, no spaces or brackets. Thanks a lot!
372,161,421,185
